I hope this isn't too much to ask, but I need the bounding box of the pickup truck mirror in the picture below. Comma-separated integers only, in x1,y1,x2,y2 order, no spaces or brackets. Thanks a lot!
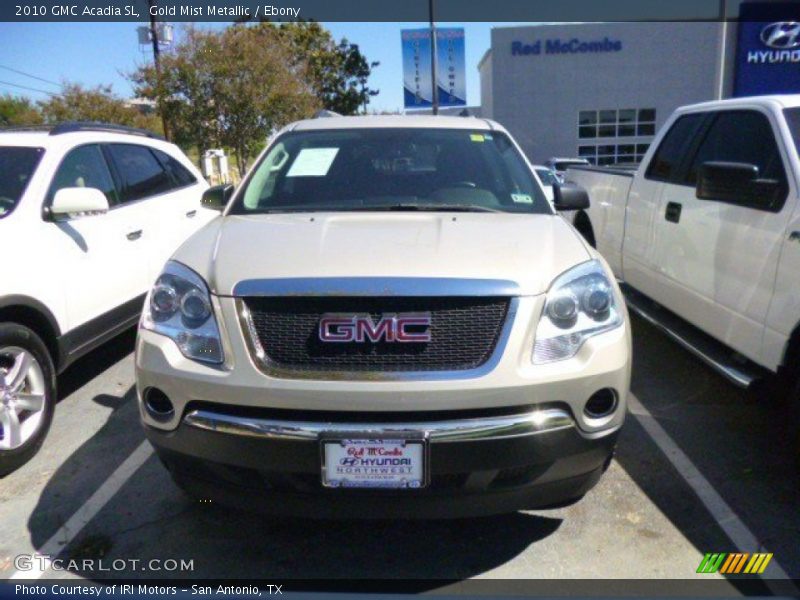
696,161,784,211
50,187,109,219
201,184,234,211
553,182,590,211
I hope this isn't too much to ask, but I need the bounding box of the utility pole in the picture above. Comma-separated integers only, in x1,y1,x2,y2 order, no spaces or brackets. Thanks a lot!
429,0,438,115
147,0,170,140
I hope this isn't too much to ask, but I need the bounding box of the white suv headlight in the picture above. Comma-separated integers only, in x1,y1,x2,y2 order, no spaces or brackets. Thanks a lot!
141,261,224,365
533,259,622,364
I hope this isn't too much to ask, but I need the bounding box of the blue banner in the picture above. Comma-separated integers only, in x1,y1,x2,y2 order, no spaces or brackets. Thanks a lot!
734,3,800,97
401,28,466,109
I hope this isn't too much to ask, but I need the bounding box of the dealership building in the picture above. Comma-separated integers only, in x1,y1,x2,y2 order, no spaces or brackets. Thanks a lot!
478,3,800,165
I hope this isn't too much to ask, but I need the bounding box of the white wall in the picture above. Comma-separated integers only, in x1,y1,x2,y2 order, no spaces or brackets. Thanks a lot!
480,22,724,163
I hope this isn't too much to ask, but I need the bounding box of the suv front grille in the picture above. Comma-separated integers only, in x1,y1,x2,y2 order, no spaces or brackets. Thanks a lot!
242,296,511,373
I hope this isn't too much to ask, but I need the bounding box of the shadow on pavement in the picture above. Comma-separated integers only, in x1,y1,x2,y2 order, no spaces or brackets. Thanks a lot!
28,380,562,581
29,314,799,582
57,328,138,401
615,314,800,580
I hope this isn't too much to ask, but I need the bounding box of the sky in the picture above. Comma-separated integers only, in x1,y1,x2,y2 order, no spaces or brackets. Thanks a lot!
0,21,531,113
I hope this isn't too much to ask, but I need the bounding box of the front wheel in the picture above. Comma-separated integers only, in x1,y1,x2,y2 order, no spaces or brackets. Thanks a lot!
0,323,56,477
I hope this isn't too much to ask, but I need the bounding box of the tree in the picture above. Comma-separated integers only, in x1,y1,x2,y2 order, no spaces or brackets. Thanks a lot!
131,28,223,153
0,94,43,126
131,25,320,176
275,22,379,115
38,83,161,133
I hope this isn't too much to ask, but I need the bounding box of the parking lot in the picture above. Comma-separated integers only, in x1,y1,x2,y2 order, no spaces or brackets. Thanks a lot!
1,314,798,584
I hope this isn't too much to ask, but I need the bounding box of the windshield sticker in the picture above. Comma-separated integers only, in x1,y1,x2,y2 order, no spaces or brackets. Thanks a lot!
511,193,533,204
287,147,339,177
470,133,485,142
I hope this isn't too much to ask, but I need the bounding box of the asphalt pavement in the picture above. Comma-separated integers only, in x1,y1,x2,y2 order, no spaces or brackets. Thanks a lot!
1,315,798,585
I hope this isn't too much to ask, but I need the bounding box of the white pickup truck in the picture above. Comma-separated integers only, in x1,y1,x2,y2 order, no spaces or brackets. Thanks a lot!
566,95,800,448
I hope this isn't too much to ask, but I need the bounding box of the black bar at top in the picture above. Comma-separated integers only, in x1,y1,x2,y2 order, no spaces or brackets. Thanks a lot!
4,0,790,23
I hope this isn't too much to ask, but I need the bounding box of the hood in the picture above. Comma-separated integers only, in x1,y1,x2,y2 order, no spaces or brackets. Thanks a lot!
174,213,590,297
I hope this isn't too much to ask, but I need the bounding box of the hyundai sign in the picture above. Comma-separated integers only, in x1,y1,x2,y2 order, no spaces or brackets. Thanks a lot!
402,28,466,109
734,3,800,97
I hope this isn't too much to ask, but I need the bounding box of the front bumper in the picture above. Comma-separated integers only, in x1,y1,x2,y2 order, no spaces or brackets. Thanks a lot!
145,404,618,518
136,291,630,517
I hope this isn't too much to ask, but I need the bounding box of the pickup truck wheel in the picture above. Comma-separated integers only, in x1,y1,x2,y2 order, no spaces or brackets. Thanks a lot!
0,323,56,477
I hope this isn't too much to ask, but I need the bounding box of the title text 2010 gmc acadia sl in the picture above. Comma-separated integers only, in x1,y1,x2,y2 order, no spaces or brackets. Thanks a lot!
136,116,632,518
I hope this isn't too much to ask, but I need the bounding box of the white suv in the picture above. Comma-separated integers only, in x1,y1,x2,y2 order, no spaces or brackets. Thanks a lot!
0,122,215,475
136,116,632,518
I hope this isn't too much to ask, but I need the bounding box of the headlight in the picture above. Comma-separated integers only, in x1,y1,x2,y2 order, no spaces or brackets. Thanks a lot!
533,260,622,364
140,261,224,364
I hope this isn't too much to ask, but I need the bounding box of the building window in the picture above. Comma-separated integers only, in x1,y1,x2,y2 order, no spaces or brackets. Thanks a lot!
578,108,657,139
577,108,655,165
576,142,651,167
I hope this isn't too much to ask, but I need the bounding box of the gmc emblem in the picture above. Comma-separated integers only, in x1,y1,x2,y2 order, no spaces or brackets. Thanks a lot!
318,313,432,343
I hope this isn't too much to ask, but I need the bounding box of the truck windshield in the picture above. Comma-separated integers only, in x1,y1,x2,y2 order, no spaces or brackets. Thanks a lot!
784,108,800,158
0,146,44,219
233,128,551,215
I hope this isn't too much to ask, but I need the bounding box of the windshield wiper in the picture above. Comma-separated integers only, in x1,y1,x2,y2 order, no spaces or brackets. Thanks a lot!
357,203,502,213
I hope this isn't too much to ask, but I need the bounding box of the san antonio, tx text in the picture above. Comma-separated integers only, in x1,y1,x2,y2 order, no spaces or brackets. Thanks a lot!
15,585,282,596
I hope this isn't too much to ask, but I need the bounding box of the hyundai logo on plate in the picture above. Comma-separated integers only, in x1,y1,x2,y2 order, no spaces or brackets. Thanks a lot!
318,313,432,343
761,22,800,50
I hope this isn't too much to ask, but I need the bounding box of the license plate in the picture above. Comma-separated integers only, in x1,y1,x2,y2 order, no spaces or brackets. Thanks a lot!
321,436,427,489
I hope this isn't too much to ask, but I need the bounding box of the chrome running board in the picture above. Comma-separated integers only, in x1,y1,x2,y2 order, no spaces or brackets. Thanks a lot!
621,284,766,389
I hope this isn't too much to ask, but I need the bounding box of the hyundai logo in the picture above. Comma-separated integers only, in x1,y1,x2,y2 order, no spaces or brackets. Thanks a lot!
318,313,432,343
761,22,800,50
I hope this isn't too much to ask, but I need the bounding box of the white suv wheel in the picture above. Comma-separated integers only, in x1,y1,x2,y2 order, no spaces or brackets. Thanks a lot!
0,347,47,450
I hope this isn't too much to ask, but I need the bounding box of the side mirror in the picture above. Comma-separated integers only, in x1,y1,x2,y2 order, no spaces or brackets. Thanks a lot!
201,184,234,211
696,161,783,210
553,182,590,211
50,187,109,218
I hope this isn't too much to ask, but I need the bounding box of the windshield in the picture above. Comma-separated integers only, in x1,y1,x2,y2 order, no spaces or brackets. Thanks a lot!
233,128,551,215
0,146,44,219
784,108,800,158
535,168,559,186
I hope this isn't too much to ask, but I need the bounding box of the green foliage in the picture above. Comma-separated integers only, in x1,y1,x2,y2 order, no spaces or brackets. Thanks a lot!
275,22,379,115
0,94,43,126
131,25,321,175
38,83,162,133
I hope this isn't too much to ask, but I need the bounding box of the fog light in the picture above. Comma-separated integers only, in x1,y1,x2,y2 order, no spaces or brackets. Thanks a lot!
584,388,617,419
144,387,174,419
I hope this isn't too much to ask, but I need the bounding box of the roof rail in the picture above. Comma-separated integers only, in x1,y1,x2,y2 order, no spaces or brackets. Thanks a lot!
0,125,52,133
49,121,164,139
312,110,342,119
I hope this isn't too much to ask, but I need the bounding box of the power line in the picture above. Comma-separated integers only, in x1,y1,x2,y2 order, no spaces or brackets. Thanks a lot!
0,64,60,88
0,80,60,97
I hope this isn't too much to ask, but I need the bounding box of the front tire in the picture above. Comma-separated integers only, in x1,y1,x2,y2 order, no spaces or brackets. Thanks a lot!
0,323,56,477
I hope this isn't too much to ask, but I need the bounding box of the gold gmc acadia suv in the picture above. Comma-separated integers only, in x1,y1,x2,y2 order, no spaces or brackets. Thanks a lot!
135,115,631,518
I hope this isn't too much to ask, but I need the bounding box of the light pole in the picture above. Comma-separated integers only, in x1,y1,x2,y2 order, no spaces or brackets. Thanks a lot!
429,0,438,115
147,0,170,140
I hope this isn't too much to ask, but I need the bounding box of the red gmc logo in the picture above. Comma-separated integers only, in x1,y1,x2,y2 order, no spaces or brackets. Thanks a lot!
318,313,432,343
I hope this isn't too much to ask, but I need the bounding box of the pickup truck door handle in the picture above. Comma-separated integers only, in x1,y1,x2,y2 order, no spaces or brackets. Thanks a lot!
126,229,143,241
665,202,682,223
186,210,197,218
